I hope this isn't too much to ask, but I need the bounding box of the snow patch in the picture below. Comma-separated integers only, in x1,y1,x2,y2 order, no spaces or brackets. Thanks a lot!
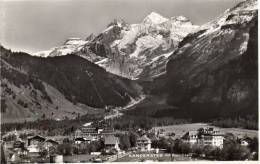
143,12,169,25
95,58,109,67
32,50,52,57
150,50,174,64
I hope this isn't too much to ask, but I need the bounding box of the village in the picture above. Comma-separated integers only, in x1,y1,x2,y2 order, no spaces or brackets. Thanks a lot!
1,121,258,163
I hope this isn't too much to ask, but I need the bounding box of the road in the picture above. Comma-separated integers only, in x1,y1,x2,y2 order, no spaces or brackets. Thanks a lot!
104,95,146,120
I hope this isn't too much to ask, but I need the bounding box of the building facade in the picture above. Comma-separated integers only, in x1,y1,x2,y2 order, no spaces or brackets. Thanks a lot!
74,126,116,140
104,135,120,152
136,135,152,151
182,127,224,148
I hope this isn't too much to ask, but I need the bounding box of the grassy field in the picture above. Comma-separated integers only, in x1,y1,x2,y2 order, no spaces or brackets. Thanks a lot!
153,123,258,138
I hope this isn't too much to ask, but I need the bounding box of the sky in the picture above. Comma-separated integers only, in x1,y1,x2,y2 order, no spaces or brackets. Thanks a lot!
1,0,243,54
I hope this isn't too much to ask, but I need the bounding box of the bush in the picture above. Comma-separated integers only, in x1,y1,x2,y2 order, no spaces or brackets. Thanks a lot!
173,139,191,154
129,131,138,147
221,142,251,160
191,144,204,157
119,134,131,150
57,143,73,156
152,138,169,150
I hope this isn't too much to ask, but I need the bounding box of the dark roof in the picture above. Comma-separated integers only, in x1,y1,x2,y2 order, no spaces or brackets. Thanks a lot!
45,139,59,145
104,135,119,145
75,138,85,142
28,135,46,141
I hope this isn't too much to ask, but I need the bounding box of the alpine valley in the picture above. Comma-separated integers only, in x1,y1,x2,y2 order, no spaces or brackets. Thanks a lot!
0,0,258,129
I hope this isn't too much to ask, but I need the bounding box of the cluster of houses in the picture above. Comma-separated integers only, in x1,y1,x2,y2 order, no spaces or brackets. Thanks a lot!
1,125,254,163
73,125,152,152
1,130,60,163
73,126,226,153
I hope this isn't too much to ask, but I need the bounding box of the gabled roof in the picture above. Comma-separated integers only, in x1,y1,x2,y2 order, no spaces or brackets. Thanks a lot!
104,135,119,145
28,135,46,141
45,139,59,145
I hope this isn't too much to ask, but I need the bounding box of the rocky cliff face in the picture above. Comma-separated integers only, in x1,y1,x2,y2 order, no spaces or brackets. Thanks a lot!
0,46,142,122
33,13,198,80
164,0,258,120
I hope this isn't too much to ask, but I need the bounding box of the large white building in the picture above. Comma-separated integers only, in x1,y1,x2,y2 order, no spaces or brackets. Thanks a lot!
182,127,224,148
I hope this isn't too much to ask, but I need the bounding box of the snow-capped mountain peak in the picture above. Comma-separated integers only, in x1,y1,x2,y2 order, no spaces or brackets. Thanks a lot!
143,12,169,25
32,38,88,57
32,11,199,79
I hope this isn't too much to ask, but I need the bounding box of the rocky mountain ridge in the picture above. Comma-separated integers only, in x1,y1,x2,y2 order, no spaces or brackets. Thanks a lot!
33,12,199,80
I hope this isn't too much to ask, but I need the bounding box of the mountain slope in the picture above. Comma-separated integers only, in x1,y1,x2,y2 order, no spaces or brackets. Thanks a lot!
164,0,258,120
0,46,142,122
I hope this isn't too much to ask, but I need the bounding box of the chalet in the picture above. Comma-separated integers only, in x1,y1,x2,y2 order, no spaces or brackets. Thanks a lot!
27,135,46,157
44,139,59,149
104,135,120,151
27,135,46,146
137,135,152,151
182,127,224,148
